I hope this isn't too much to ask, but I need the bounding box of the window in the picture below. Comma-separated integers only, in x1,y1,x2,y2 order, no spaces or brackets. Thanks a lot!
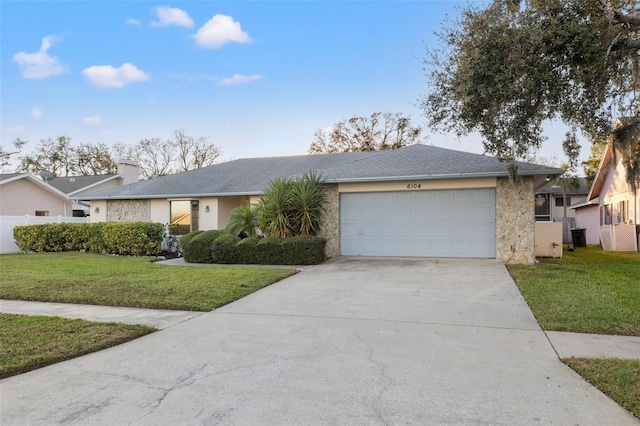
555,196,571,207
35,210,49,216
618,200,628,224
602,204,612,225
170,200,199,234
534,194,550,218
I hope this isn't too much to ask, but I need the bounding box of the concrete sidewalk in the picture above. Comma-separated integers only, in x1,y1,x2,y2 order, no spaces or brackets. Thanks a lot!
1,258,638,425
547,330,640,359
0,299,202,330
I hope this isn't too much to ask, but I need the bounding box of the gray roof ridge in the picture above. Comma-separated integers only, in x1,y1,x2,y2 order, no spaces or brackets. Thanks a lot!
289,148,392,178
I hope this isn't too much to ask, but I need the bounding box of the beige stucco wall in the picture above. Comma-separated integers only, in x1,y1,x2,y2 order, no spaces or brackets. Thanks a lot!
107,200,149,222
0,178,73,216
89,200,107,222
495,177,535,264
199,198,219,230
217,196,249,229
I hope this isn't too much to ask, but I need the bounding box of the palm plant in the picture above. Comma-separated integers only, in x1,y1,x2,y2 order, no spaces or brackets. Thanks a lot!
290,171,326,236
258,178,293,238
225,203,259,238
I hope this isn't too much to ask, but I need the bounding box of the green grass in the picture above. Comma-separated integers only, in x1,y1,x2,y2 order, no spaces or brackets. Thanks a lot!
0,313,154,379
0,252,297,311
507,246,640,336
563,357,640,419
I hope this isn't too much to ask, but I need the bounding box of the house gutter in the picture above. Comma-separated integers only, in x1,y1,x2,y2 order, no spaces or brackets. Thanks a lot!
324,169,562,184
74,170,562,201
73,191,265,201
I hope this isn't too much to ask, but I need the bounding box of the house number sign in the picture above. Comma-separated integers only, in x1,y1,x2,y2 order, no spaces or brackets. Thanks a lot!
406,183,422,189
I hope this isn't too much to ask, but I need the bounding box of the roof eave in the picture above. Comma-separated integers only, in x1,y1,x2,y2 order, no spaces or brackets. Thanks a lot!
74,191,264,201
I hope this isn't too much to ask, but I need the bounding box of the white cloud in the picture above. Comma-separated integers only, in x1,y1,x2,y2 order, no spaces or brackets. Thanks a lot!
83,115,102,125
5,126,24,133
193,14,252,49
31,107,43,118
82,63,150,88
152,6,193,28
12,35,67,79
126,18,141,26
217,74,262,86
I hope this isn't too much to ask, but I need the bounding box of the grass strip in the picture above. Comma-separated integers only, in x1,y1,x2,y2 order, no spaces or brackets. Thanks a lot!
0,252,297,311
0,313,154,379
563,357,640,419
507,246,640,336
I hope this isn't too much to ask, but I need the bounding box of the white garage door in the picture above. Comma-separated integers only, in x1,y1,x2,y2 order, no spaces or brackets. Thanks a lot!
340,189,496,258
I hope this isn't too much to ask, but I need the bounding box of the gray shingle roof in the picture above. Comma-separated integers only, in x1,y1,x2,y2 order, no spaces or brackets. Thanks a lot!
78,144,561,200
535,177,590,196
47,174,119,194
0,173,24,183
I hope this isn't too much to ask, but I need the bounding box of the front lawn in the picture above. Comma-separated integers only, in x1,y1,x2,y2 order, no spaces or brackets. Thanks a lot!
0,313,154,379
0,252,297,311
564,357,640,419
507,246,640,336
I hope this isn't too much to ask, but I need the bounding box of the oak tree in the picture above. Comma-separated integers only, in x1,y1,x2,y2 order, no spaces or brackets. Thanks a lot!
309,112,424,154
422,0,639,181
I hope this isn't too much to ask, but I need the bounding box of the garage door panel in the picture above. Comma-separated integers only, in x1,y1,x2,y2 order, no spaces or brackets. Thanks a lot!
415,225,435,238
340,189,495,258
473,206,494,221
341,209,363,223
415,192,434,206
434,208,452,220
396,208,415,221
415,208,434,221
360,193,380,206
378,208,396,222
396,225,415,238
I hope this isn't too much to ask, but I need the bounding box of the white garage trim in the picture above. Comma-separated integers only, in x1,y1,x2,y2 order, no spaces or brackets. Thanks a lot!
340,188,496,258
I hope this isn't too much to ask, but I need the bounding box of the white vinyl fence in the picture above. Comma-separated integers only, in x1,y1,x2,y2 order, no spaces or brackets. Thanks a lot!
0,215,89,254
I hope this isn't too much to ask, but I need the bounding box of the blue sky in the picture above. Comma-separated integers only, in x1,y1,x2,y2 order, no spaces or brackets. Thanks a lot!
1,1,582,166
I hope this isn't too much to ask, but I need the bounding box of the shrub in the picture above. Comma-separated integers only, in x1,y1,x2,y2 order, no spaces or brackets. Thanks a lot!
182,230,222,263
211,234,241,264
258,172,327,238
225,203,260,238
281,236,326,265
234,237,260,263
13,222,162,256
180,231,326,265
99,222,164,256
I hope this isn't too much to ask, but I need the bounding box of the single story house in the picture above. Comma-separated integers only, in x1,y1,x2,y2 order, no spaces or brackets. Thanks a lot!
582,141,640,251
78,144,562,264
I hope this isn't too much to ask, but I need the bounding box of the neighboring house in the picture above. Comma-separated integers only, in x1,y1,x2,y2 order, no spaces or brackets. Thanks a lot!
0,173,73,216
570,199,601,245
46,160,139,216
583,141,640,251
534,178,589,222
78,144,562,264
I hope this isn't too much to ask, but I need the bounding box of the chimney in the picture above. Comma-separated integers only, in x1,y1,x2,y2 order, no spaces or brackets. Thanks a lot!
117,159,139,185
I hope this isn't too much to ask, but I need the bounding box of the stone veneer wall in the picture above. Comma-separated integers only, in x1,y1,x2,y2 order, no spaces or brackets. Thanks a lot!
495,177,535,264
107,200,149,222
317,184,340,258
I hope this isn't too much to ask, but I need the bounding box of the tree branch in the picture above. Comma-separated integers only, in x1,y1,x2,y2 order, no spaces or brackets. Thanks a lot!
613,11,640,27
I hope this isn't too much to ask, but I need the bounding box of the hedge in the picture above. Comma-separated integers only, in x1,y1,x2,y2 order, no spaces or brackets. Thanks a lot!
181,231,326,265
182,230,222,263
13,222,163,256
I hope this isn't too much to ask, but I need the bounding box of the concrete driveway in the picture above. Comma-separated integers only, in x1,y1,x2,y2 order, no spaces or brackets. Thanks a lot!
2,258,638,425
